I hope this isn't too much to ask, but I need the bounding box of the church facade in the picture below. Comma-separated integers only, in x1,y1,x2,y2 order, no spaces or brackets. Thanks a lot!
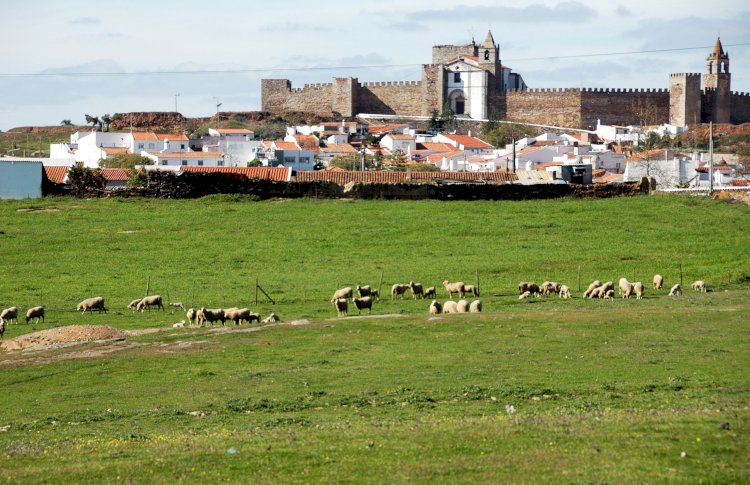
261,34,750,129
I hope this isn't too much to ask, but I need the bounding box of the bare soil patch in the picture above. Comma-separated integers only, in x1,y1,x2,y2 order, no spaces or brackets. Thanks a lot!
16,208,60,213
1,325,127,351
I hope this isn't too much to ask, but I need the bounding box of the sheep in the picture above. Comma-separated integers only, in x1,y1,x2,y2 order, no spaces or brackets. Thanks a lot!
172,321,185,328
633,282,645,299
0,307,18,325
443,300,458,314
127,299,142,311
691,280,706,292
604,289,615,301
186,308,197,325
589,286,605,299
442,280,465,299
199,307,225,326
526,282,541,296
540,281,555,296
0,318,4,339
331,287,353,302
653,274,664,290
136,294,164,312
225,308,260,326
370,289,380,301
424,286,436,299
583,280,602,298
262,313,280,324
519,291,532,300
169,302,185,311
77,296,107,313
456,299,470,313
25,306,45,324
622,283,634,299
518,282,529,295
356,285,372,298
408,281,424,300
463,284,480,297
469,300,482,313
668,284,682,297
352,296,373,315
600,281,615,295
333,298,348,317
618,278,631,297
429,300,442,315
391,283,410,300
558,285,572,299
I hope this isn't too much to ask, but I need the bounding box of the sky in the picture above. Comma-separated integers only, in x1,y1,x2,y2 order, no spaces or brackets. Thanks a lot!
1,0,749,131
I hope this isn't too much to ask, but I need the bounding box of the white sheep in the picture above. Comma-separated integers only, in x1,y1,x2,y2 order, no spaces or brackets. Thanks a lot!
540,281,555,296
172,321,185,328
424,286,436,299
0,307,18,325
443,300,458,314
225,308,257,325
463,284,480,297
137,295,164,312
262,313,280,324
408,281,424,299
589,286,605,299
583,280,602,298
519,291,532,300
469,300,482,313
331,287,353,302
653,274,664,290
442,280,465,299
618,278,631,297
456,299,469,313
77,296,107,313
169,302,185,311
668,284,682,296
633,282,645,299
25,306,45,324
391,283,410,300
333,298,348,317
199,307,225,326
127,299,142,311
691,280,706,292
429,300,442,315
558,285,572,299
352,296,373,315
186,308,197,325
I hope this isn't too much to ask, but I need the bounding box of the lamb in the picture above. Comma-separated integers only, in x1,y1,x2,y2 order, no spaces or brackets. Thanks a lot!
519,291,532,300
77,296,107,313
127,299,142,311
331,287,353,302
356,285,372,298
424,286,436,299
618,278,631,297
668,284,682,297
469,300,482,313
463,284,480,297
169,302,185,311
25,306,45,324
518,282,529,295
136,294,164,312
198,307,225,326
391,283,410,300
186,308,197,325
352,296,373,315
583,280,602,298
262,313,280,324
429,300,442,315
691,280,706,292
604,289,615,301
370,289,380,301
653,274,664,290
333,298,348,317
633,282,645,299
408,281,424,300
442,280,465,299
0,307,18,325
558,285,572,299
456,299,470,313
442,300,458,314
172,321,185,328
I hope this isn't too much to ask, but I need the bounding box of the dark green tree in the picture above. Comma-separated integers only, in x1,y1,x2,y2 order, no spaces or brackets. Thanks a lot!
99,153,153,169
68,165,107,195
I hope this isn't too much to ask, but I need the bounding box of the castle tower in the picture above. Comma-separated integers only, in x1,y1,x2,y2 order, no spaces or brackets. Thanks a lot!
479,30,501,89
669,73,701,127
703,37,731,123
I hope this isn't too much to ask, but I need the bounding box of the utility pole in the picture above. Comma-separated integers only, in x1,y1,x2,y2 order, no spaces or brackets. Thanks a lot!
709,121,714,195
174,93,180,113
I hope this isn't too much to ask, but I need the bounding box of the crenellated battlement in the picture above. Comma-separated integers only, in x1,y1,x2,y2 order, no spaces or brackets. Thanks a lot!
509,87,668,94
670,73,701,78
360,80,421,88
731,91,750,97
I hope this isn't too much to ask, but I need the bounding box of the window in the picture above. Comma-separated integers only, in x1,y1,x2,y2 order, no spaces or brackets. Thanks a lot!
484,49,490,60
284,156,295,164
181,160,187,166
198,160,203,166
180,144,186,150
300,157,309,164
217,160,224,166
160,160,167,166
137,143,144,149
148,143,155,149
454,72,461,83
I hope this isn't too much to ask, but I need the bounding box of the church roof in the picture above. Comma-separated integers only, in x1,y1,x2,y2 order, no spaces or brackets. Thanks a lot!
710,37,727,59
483,30,496,49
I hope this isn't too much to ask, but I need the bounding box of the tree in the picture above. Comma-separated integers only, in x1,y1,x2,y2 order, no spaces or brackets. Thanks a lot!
68,165,107,195
60,119,72,126
101,114,113,132
328,153,377,171
484,122,539,148
84,114,100,130
99,153,153,169
630,97,661,127
386,150,409,171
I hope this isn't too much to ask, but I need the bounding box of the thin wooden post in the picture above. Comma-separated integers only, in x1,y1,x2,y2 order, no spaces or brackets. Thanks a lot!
476,269,480,297
378,271,384,296
680,264,683,287
146,276,150,297
191,281,196,309
577,266,581,292
255,278,259,306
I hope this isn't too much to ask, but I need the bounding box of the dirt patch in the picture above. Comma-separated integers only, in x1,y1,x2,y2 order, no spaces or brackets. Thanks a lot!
1,325,127,351
16,208,60,213
117,230,146,234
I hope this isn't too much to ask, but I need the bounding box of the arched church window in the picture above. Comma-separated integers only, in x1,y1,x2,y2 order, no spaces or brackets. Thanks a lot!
484,50,490,60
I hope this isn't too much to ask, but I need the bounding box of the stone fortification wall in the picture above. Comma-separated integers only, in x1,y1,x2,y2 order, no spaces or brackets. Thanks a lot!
730,91,750,124
505,89,583,127
580,88,669,128
357,81,423,116
669,74,702,127
261,80,334,117
432,44,476,64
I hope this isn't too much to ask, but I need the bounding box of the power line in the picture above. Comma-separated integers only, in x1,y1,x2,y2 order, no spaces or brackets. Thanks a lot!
0,42,748,78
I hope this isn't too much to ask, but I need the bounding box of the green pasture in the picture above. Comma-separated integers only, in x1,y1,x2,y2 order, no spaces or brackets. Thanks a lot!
0,195,749,483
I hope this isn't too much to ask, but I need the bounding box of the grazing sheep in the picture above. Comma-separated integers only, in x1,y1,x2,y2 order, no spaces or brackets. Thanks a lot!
356,285,372,298
429,300,442,315
370,289,380,301
246,313,261,325
0,319,4,339
463,284,480,297
559,285,572,299
540,281,555,296
186,308,197,325
519,291,532,300
668,284,682,297
333,298,348,317
77,296,107,313
604,289,615,301
1,307,18,325
199,307,226,326
225,308,255,325
25,306,45,324
518,282,529,295
469,300,482,313
443,300,458,314
691,280,706,292
456,299,470,313
653,274,664,290
526,282,541,296
442,280,465,299
352,296,373,315
391,283,410,300
409,281,424,300
127,299,142,311
137,295,164,312
169,302,185,311
262,313,280,324
618,278,631,297
633,282,645,299
331,287,353,302
589,286,605,299
622,283,634,299
424,286,436,299
583,280,602,298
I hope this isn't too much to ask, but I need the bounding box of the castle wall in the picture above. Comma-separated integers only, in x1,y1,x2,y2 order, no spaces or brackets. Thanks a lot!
432,44,476,64
261,79,334,116
355,81,423,116
580,89,669,128
730,91,750,124
505,89,582,127
669,74,702,127
421,64,445,116
333,78,356,117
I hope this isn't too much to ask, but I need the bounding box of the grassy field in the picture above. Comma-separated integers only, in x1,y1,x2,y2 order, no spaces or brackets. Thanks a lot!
0,195,749,483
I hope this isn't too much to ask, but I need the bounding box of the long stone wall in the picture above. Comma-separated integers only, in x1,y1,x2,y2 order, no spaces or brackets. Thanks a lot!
505,89,582,127
730,92,750,124
357,81,423,116
580,89,669,129
261,80,334,116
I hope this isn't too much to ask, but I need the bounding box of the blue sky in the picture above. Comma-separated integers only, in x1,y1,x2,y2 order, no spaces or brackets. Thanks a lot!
1,0,749,130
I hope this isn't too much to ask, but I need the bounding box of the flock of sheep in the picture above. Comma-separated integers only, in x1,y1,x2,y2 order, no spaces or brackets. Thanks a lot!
517,275,707,301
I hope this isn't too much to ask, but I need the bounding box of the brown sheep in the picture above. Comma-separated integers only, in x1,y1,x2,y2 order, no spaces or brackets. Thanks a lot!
199,307,225,326
77,297,107,313
518,282,529,295
25,306,45,324
1,307,18,325
442,280,465,299
653,274,664,290
409,281,424,300
331,287,353,302
333,298,348,317
391,284,410,300
424,286,436,299
137,295,164,312
356,285,372,298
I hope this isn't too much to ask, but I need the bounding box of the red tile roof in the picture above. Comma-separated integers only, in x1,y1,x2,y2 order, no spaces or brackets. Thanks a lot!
100,168,130,182
319,144,358,154
296,170,517,184
102,147,130,155
43,166,69,184
179,166,291,182
155,133,189,141
145,151,224,159
366,124,407,135
441,133,494,149
273,141,302,151
418,142,456,153
131,132,157,141
215,128,253,135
